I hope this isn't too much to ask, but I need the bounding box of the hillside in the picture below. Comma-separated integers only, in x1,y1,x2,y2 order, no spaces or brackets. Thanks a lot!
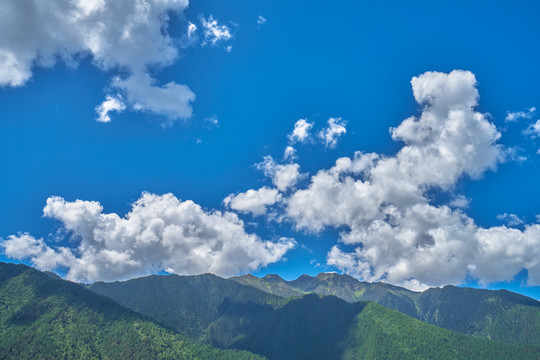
89,272,286,341
0,263,263,360
231,272,540,345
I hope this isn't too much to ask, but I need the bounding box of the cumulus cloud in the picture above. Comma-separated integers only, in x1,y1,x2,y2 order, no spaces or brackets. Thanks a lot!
318,117,347,148
505,106,536,122
223,155,304,217
224,187,281,216
0,0,202,124
288,119,314,143
111,73,195,122
278,70,540,289
201,15,232,46
1,193,295,282
257,16,267,25
257,156,303,192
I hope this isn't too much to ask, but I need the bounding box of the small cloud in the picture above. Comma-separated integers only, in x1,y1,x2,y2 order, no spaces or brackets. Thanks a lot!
204,115,219,128
201,15,232,47
318,117,347,148
257,16,267,25
196,138,202,144
224,187,281,216
188,22,198,39
283,146,297,161
288,119,314,144
505,106,536,122
497,213,524,226
448,195,469,209
225,45,233,53
257,155,303,192
95,95,125,123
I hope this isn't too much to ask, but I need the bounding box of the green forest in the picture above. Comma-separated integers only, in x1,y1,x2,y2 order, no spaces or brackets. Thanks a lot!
1,262,539,359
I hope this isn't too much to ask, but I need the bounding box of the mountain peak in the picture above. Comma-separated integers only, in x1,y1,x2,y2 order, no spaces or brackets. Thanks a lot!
262,274,285,282
295,274,314,281
315,272,357,282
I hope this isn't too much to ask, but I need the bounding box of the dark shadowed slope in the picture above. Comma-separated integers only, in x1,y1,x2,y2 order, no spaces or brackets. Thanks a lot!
0,263,263,360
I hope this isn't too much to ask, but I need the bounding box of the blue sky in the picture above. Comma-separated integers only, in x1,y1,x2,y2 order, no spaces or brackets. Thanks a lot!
1,0,540,298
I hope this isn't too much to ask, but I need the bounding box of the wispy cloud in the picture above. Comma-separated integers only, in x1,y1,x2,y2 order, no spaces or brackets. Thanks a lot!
505,106,536,122
201,15,232,46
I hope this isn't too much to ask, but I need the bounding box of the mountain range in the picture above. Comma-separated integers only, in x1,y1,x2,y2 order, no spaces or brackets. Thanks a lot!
230,272,540,345
1,262,539,359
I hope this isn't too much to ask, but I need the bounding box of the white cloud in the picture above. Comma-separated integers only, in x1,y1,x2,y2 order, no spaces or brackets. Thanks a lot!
283,146,297,161
95,95,125,123
524,119,540,138
281,70,540,289
288,119,314,143
224,187,281,216
110,73,195,123
188,22,198,39
448,194,469,209
505,106,536,122
257,16,267,25
318,117,347,148
225,45,233,53
0,0,198,124
204,115,219,127
1,193,295,282
257,156,303,192
497,213,524,226
201,15,232,47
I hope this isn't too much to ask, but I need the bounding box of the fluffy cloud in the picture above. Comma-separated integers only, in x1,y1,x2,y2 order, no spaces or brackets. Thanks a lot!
281,70,540,289
448,195,470,209
283,146,297,161
0,0,204,124
257,156,303,192
111,73,195,122
223,187,281,216
257,16,267,25
1,193,295,282
223,154,303,217
288,119,314,143
318,117,347,148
